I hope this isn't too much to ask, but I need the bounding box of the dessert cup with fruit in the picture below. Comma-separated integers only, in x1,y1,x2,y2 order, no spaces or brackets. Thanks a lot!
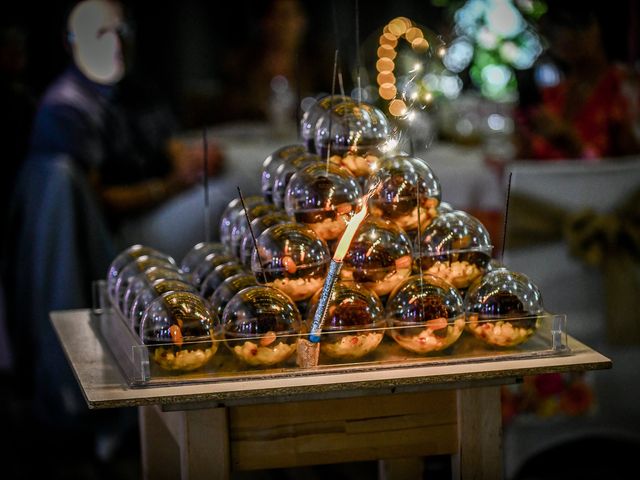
464,267,544,347
339,217,414,297
306,281,385,360
386,274,466,354
139,291,221,372
252,223,331,302
414,210,493,293
222,285,303,367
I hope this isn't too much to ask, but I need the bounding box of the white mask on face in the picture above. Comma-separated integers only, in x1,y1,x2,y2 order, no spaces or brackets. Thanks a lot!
67,0,126,85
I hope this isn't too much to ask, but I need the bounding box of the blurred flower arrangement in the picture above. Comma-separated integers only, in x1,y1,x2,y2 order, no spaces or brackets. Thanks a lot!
501,372,595,426
439,0,547,102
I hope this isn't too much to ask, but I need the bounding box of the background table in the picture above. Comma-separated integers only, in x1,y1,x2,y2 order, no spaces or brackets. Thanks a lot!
52,309,610,480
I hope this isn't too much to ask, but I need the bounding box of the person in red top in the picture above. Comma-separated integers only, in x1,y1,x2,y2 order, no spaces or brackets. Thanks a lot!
515,3,640,160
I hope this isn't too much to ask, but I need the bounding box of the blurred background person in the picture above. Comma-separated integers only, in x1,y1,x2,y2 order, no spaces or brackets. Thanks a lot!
514,1,640,161
28,0,223,230
210,0,333,133
2,1,223,477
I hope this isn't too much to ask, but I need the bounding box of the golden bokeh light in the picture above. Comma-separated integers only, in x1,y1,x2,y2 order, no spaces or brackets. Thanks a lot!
388,99,407,117
376,71,395,85
396,16,412,30
379,83,397,100
388,18,407,36
377,17,433,113
405,27,423,43
411,37,429,53
379,32,398,48
376,57,395,72
377,44,397,60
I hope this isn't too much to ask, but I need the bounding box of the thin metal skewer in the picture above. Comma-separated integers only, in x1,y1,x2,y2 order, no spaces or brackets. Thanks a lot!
203,128,211,243
237,187,268,283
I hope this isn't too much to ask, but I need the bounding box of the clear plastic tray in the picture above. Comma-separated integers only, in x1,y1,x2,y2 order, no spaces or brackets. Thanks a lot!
91,280,570,387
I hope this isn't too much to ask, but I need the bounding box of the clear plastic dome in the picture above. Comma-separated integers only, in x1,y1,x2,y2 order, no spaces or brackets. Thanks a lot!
251,223,330,302
438,201,454,214
190,252,236,287
122,266,186,323
314,101,393,178
261,144,307,203
300,94,353,152
386,274,466,354
129,278,197,334
367,155,441,234
208,272,259,318
199,260,247,300
219,195,264,252
414,210,493,291
464,267,544,347
271,152,320,209
222,285,303,367
113,254,179,314
180,242,226,274
106,244,174,304
306,281,385,359
284,162,363,242
239,211,293,268
340,217,413,297
139,291,220,372
230,202,279,259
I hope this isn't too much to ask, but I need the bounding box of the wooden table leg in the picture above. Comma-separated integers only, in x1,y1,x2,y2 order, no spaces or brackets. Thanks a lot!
179,407,230,479
139,405,181,480
139,405,231,480
452,386,503,480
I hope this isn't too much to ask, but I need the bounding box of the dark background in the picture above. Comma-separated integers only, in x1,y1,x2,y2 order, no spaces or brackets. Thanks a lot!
0,0,472,127
4,0,638,127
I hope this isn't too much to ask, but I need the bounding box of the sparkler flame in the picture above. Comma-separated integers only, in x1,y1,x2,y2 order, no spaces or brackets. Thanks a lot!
333,178,382,260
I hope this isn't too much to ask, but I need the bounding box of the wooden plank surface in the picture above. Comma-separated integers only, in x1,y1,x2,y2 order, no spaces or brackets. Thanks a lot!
229,390,457,470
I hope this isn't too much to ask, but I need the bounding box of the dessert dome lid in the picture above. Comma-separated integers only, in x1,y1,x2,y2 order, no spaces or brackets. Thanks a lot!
300,94,352,149
251,222,331,273
261,144,307,200
306,280,384,330
415,210,493,257
139,290,219,345
314,101,392,155
464,267,545,317
180,242,226,274
284,161,362,214
342,217,413,270
209,272,259,317
386,273,465,323
367,154,441,202
222,285,302,336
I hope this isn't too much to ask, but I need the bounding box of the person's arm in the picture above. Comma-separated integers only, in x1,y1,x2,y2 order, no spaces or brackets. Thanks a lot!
91,170,187,214
93,136,225,215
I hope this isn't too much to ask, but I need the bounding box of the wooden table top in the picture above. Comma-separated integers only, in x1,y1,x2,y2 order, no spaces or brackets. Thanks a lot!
51,309,611,410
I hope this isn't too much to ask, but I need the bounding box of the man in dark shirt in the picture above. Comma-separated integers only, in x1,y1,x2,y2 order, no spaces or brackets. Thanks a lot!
28,0,223,229
3,1,224,470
